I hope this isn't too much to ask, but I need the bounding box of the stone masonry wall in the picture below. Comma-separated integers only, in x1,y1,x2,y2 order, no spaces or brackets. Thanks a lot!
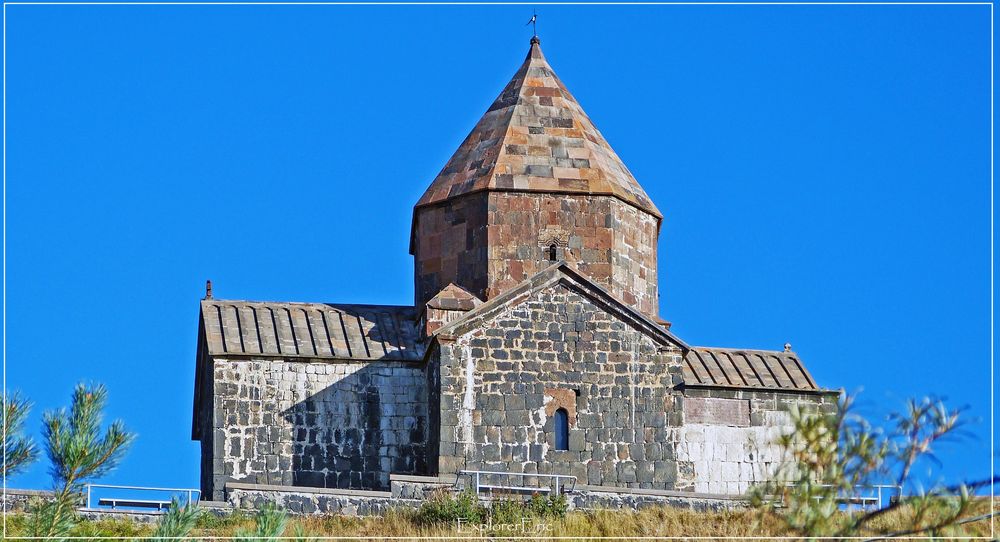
225,483,410,516
1,489,56,512
569,488,743,512
206,358,428,500
435,281,684,489
487,193,659,316
221,478,746,516
607,199,659,316
413,192,659,317
412,194,489,309
673,387,838,495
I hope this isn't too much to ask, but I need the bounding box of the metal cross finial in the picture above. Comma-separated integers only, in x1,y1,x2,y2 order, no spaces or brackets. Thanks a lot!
526,10,538,38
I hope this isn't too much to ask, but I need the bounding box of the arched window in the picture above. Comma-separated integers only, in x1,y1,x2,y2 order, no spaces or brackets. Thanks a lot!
549,244,558,262
554,408,569,451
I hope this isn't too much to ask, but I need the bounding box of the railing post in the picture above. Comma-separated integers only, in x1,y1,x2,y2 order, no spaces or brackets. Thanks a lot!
475,472,480,496
87,485,91,509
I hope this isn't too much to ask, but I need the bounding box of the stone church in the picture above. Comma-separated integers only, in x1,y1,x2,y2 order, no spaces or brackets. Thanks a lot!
191,38,837,505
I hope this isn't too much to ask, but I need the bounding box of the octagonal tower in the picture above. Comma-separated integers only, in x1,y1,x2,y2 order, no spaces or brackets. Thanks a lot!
411,38,663,317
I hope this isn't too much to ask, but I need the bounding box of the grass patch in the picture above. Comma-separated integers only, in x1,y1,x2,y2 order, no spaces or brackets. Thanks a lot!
1,497,994,539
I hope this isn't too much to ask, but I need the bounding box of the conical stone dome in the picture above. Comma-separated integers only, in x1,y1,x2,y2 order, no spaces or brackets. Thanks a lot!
415,38,661,219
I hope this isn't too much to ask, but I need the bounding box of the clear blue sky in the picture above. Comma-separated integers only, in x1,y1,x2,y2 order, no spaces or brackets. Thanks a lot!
4,4,992,492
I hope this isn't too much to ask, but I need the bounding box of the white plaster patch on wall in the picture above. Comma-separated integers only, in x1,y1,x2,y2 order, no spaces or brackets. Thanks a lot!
761,410,792,427
458,342,476,453
536,394,550,456
221,360,259,482
675,416,793,495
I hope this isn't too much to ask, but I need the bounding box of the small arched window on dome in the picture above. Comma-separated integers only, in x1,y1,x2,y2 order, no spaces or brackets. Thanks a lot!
554,408,569,451
548,244,558,262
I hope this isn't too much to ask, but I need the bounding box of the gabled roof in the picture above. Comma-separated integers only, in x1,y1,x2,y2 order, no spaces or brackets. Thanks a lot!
199,299,424,362
682,346,822,392
432,261,686,350
426,283,483,311
414,38,661,219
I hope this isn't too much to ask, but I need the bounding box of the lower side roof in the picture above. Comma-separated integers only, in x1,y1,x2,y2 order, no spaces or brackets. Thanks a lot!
200,299,424,361
682,346,821,392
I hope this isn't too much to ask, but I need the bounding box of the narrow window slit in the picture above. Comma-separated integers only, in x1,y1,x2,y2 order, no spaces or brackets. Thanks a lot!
554,408,569,451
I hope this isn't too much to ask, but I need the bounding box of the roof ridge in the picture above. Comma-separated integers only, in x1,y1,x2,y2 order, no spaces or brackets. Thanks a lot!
691,345,798,355
201,298,415,310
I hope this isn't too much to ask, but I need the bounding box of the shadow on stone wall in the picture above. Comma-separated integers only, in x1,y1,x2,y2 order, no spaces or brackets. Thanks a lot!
278,363,428,492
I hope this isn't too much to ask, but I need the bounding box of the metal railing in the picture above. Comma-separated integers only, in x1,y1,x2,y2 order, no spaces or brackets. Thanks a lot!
458,469,577,497
852,484,903,510
784,483,903,511
85,484,201,512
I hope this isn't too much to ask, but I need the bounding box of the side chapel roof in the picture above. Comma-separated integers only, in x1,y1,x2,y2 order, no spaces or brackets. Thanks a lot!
199,299,424,362
682,346,822,392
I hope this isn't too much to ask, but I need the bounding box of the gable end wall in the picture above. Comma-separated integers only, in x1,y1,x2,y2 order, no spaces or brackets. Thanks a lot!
434,280,684,489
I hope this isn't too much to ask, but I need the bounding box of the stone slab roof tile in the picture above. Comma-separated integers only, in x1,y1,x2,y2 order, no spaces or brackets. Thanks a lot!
200,299,424,362
683,346,823,392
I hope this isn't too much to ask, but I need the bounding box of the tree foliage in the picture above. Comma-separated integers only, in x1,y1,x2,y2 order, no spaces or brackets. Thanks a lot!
3,390,39,478
750,393,994,538
29,383,135,539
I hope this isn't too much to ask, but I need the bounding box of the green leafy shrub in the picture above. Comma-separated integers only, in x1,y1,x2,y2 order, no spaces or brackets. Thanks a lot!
487,496,525,524
415,489,568,526
526,492,568,518
414,489,486,525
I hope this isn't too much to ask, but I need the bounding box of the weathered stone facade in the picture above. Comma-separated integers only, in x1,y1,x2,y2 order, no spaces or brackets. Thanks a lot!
674,388,838,495
432,275,683,489
191,37,837,508
197,355,427,500
413,192,659,317
412,193,490,311
487,192,659,314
